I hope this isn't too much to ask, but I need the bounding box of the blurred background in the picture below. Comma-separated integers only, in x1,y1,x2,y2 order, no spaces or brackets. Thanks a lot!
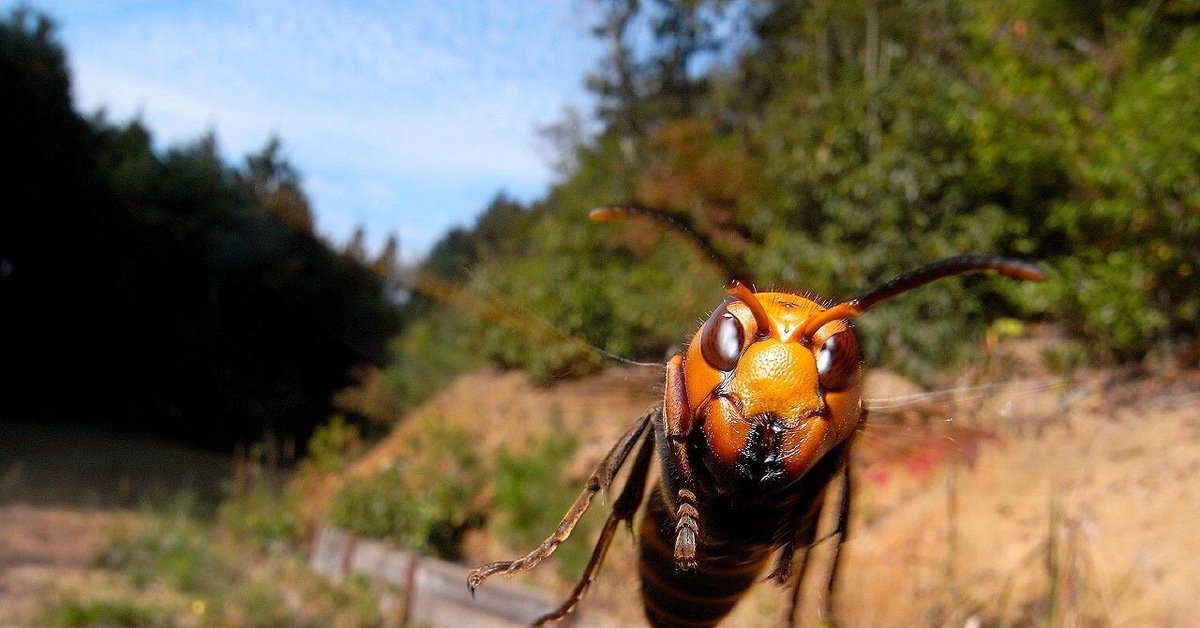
1,0,1197,626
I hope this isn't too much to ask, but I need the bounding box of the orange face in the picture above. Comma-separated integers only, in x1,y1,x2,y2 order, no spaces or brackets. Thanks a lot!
679,290,864,487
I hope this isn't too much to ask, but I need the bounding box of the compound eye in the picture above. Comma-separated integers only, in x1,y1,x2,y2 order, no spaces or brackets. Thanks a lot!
699,303,745,372
815,327,859,391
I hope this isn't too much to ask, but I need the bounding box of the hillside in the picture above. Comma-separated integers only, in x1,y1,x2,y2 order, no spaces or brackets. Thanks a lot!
320,353,1200,626
2,355,1197,626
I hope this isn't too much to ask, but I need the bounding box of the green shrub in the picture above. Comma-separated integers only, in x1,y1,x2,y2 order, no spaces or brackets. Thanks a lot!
95,515,229,594
306,415,364,473
86,503,379,627
493,430,597,578
327,467,419,544
326,421,486,559
39,598,164,627
218,482,300,554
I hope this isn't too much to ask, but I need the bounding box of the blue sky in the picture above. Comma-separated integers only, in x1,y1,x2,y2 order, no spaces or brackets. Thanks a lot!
20,0,605,259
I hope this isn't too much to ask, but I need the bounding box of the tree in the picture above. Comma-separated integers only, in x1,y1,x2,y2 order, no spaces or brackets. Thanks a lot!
0,8,401,448
248,137,314,234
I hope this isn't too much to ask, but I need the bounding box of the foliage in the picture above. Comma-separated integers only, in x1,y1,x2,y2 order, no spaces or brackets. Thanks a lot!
38,598,164,628
95,499,232,593
493,428,597,578
384,311,488,409
1050,28,1200,356
223,495,299,557
88,498,378,627
219,476,302,555
305,415,365,473
0,8,399,449
321,411,599,577
375,0,1199,392
326,421,487,559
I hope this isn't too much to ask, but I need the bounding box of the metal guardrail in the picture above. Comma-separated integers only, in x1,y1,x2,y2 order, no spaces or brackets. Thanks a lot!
310,525,574,627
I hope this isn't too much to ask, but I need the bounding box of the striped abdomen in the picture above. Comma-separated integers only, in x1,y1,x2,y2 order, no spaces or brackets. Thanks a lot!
636,436,845,627
637,488,776,627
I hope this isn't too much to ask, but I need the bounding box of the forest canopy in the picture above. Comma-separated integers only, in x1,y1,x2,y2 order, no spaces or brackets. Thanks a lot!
0,8,400,448
379,0,1199,412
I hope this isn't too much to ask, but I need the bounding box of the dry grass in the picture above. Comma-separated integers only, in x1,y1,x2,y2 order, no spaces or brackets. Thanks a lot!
0,422,381,627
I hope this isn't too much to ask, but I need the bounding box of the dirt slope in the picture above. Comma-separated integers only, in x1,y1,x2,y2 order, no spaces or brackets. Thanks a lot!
329,360,1200,627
